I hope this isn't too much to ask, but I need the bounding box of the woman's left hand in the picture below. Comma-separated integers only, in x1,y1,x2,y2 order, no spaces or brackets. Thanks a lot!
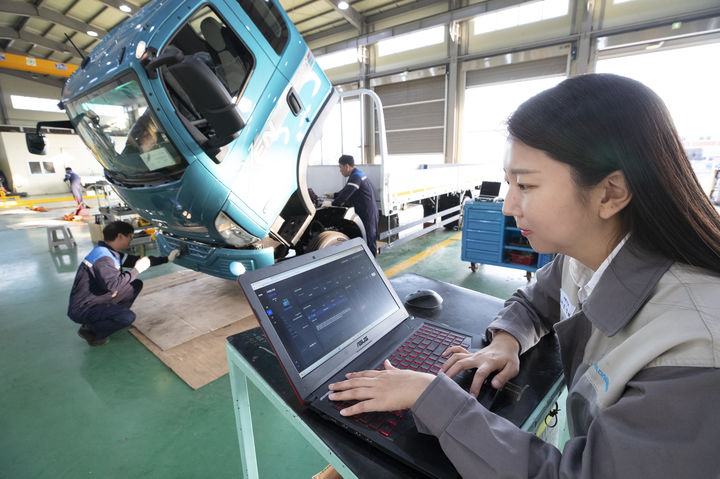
328,359,435,416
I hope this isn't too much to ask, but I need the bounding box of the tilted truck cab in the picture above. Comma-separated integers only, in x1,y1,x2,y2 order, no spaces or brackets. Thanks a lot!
58,0,363,278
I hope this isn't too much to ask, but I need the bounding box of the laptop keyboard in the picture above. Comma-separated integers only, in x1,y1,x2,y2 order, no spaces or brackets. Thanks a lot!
331,324,471,437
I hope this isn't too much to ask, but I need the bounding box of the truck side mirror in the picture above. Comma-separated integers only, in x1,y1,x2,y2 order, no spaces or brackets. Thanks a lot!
143,49,184,80
167,55,245,149
26,131,47,155
25,120,74,155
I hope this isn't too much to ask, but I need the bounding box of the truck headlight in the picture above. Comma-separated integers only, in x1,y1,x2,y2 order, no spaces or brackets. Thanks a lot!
214,212,259,247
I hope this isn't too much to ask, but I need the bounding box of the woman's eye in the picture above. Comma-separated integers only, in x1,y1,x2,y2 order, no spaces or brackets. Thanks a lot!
518,183,529,191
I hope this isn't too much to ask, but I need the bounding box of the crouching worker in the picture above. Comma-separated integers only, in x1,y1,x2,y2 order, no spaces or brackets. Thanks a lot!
67,220,180,346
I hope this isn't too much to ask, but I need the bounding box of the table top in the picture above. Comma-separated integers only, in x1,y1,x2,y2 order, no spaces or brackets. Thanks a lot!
227,273,563,478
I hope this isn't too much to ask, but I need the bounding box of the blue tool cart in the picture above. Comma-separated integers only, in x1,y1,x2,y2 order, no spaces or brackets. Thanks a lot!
461,200,553,280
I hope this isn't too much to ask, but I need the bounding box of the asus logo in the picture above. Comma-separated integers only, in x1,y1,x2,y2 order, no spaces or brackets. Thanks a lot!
356,336,369,349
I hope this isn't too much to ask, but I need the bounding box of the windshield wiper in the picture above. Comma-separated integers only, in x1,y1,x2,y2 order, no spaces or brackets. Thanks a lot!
104,169,137,188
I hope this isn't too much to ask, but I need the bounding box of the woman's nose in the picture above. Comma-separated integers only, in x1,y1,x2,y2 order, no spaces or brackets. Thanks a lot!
502,190,519,217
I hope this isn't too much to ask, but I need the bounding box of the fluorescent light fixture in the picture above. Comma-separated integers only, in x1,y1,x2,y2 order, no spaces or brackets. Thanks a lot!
10,95,62,112
337,1,349,9
87,30,98,37
316,48,358,70
377,25,445,57
119,4,132,13
474,0,568,35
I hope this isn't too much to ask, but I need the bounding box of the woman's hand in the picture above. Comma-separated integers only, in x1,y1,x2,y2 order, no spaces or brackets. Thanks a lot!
328,359,435,416
440,330,521,397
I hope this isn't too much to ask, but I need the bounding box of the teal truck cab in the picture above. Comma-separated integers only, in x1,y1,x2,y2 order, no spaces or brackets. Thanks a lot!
52,0,367,278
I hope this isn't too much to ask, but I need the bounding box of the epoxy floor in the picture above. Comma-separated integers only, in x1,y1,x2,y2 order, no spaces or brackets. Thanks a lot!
0,197,534,478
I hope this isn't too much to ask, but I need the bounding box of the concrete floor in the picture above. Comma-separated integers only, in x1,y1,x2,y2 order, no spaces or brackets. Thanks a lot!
0,196,536,478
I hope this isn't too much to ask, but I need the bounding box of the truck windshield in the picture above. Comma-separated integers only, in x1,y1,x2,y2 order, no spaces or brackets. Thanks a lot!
66,72,187,187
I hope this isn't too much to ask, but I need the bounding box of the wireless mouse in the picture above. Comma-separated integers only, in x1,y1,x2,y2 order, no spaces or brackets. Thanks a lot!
404,289,443,309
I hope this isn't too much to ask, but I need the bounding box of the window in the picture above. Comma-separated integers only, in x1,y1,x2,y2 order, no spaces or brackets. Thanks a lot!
65,72,187,187
377,26,445,57
596,41,720,193
308,98,362,165
11,95,61,112
473,0,569,35
159,6,256,158
462,75,564,181
28,161,55,175
316,48,358,70
236,0,289,55
170,8,255,99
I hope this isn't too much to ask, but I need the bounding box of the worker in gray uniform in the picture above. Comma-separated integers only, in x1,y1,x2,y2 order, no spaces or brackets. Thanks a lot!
332,154,379,256
67,220,180,346
327,75,720,477
63,167,87,215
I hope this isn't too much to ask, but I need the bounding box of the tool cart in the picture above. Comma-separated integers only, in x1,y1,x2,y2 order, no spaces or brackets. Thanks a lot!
461,200,553,280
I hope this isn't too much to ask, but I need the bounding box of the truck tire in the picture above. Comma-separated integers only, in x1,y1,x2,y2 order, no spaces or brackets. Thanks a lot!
307,231,349,251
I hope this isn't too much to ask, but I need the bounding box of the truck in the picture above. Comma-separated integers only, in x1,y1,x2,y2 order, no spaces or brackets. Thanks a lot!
27,0,483,279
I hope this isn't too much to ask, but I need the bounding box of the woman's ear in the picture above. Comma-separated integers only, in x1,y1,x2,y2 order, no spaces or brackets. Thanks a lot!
598,170,632,220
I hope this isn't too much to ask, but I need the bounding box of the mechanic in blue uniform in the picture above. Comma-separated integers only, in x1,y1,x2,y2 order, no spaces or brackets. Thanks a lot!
332,154,379,256
67,220,180,346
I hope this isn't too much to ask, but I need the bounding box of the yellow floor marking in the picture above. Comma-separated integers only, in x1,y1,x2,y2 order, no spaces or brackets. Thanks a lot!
0,194,105,208
384,232,461,278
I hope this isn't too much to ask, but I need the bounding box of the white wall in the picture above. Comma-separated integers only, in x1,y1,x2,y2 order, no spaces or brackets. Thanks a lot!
0,132,104,195
0,72,103,195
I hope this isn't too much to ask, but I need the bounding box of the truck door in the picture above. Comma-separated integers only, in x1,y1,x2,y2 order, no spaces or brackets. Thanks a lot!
155,2,312,232
219,0,333,234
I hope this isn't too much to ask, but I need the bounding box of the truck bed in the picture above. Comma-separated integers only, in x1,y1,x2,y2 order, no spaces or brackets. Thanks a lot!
307,163,485,215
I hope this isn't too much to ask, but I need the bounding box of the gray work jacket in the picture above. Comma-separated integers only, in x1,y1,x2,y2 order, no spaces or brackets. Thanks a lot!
412,243,720,478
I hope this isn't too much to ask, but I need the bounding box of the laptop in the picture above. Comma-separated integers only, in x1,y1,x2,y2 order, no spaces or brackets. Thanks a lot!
477,181,501,201
237,237,495,479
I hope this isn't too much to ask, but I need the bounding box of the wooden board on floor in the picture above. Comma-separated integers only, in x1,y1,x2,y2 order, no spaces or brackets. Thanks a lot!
132,270,253,351
129,315,258,390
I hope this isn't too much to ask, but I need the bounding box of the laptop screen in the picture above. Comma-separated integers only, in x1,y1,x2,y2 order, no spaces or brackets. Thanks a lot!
479,181,501,197
250,243,400,379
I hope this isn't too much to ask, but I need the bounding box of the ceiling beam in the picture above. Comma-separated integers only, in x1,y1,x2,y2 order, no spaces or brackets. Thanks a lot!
0,1,109,38
0,26,88,58
0,63,67,88
318,0,363,30
309,0,531,55
303,0,445,45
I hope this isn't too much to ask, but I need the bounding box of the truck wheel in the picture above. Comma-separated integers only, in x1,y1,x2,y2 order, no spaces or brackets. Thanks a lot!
308,231,349,251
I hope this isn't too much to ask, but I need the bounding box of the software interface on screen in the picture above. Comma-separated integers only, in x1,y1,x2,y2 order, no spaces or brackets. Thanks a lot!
253,248,399,377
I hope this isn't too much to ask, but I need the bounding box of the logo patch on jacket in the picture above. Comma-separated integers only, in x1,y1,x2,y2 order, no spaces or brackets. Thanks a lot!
593,362,610,392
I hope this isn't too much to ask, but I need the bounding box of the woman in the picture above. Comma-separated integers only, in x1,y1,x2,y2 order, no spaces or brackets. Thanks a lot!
328,74,720,478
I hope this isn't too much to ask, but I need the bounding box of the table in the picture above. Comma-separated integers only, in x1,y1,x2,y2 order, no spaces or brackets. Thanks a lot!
226,273,564,478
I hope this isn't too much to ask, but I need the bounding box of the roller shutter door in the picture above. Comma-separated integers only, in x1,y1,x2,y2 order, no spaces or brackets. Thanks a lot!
374,75,446,155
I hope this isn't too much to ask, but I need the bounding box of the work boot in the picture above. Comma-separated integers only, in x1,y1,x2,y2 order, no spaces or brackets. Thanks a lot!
77,325,109,346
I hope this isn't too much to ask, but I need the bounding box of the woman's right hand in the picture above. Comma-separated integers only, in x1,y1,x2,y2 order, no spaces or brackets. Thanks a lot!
440,330,521,397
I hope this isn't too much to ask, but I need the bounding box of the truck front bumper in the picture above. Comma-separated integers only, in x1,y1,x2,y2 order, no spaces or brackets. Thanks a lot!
156,233,274,280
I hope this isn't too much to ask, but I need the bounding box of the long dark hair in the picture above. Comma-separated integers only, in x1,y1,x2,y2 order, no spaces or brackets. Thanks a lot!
507,73,720,272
